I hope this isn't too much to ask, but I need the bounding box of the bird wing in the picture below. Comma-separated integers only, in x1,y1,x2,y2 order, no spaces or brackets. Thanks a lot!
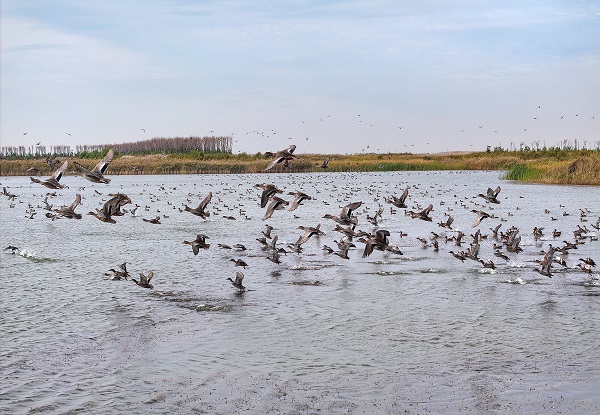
264,155,286,171
197,192,212,210
420,204,433,216
93,149,114,174
51,160,69,182
235,272,244,284
472,214,484,228
289,196,301,211
399,187,409,203
375,229,390,243
341,201,362,218
260,186,276,208
74,162,93,175
68,194,82,211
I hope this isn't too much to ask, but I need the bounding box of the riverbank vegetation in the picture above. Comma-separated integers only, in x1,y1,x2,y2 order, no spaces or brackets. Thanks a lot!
1,148,598,185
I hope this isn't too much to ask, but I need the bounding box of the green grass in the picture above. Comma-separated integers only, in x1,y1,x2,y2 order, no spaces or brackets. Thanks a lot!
503,164,541,181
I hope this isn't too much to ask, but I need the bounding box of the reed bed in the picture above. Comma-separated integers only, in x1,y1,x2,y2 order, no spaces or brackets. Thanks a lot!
2,151,599,185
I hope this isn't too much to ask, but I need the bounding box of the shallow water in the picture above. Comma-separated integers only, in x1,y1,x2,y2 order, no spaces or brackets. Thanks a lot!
1,171,599,414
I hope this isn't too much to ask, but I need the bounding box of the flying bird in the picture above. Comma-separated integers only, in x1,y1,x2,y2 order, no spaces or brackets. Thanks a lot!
264,145,297,171
477,186,501,204
227,272,245,291
73,149,114,184
184,192,212,219
30,160,69,189
183,234,210,255
133,271,154,288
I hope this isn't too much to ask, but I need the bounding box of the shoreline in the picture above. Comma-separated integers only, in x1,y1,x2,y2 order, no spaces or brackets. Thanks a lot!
1,151,598,185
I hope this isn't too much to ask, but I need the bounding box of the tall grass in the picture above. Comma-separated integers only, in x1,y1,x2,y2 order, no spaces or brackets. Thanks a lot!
504,164,541,181
2,150,599,185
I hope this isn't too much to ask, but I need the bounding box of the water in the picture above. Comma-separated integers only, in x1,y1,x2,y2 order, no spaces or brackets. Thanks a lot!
1,171,599,414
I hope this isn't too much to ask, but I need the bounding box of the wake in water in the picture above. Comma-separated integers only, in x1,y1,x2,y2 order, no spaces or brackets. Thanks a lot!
4,246,57,262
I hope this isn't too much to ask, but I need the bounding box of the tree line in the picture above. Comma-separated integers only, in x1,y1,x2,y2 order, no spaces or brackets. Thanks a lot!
0,136,232,158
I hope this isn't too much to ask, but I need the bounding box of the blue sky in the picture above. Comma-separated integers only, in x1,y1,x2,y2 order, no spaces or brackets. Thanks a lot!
1,1,599,154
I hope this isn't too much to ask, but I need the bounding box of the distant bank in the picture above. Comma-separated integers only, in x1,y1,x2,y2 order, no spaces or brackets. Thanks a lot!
1,150,599,186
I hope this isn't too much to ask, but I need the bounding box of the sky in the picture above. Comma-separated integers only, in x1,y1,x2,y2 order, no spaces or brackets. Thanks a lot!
1,0,599,155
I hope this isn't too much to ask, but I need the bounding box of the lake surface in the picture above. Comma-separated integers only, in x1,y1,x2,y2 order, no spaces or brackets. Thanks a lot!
1,170,599,414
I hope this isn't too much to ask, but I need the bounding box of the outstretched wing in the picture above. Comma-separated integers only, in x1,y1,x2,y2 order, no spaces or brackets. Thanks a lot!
93,149,114,174
235,272,244,285
399,187,409,203
68,194,82,211
51,160,69,182
341,201,362,218
197,192,212,210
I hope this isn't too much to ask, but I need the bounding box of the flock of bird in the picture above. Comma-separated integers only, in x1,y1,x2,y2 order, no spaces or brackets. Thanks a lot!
3,144,599,293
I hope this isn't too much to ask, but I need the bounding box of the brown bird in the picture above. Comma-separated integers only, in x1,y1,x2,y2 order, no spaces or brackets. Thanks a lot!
323,201,362,226
357,229,390,258
30,160,69,189
183,234,210,255
227,272,245,291
231,258,248,268
288,191,312,211
53,193,83,219
408,204,433,221
255,184,282,208
132,271,154,288
264,145,297,171
387,187,409,208
184,192,212,219
263,196,289,220
477,186,501,204
73,149,114,184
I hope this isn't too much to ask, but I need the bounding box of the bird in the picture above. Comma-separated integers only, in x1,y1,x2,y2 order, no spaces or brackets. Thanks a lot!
288,191,312,211
471,210,492,227
132,271,154,288
264,145,297,171
255,184,283,208
2,187,18,200
534,245,555,277
407,204,433,221
231,258,248,268
5,245,20,253
319,157,330,168
73,149,114,184
387,187,409,208
323,201,362,226
438,215,454,230
579,257,596,267
30,160,69,189
183,234,210,255
449,250,467,262
263,196,289,220
494,250,510,261
296,224,325,245
143,216,161,224
479,259,496,269
184,192,212,219
53,193,83,219
357,229,390,258
88,193,131,223
478,186,501,204
227,272,245,291
105,262,130,280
